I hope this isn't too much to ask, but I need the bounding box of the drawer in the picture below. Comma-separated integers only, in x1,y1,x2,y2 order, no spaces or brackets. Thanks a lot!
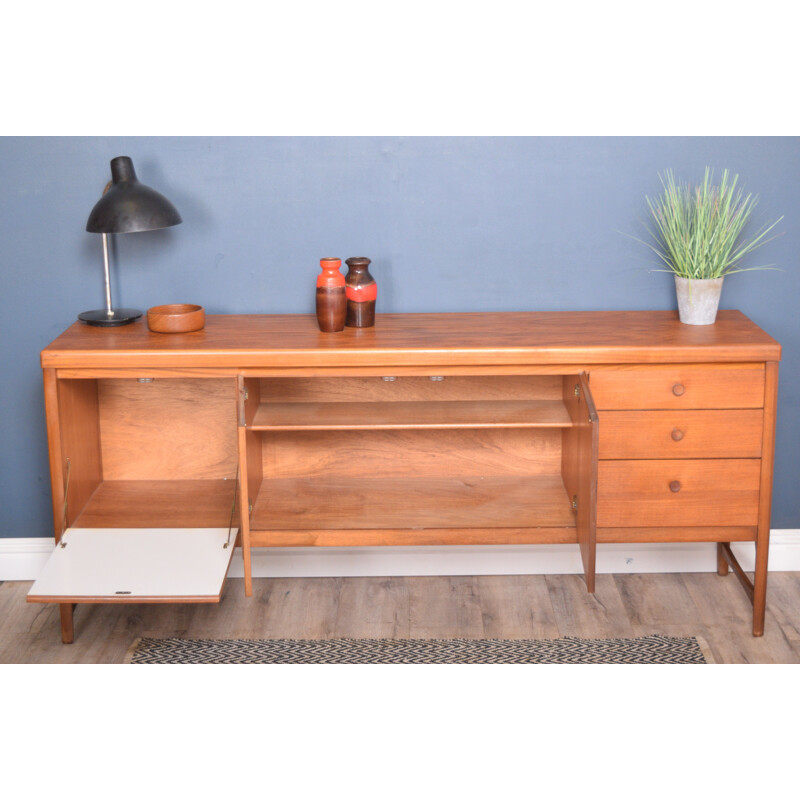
589,364,765,410
598,410,763,459
597,459,761,527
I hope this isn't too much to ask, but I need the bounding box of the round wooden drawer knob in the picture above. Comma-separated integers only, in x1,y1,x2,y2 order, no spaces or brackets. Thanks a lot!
671,428,684,441
672,383,685,396
669,480,682,493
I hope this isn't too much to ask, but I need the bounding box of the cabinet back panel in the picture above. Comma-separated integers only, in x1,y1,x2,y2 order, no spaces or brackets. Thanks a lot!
262,427,562,479
260,375,562,403
98,379,238,480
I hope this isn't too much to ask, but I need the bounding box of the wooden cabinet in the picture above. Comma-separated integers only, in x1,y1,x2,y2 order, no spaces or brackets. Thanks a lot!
28,376,240,638
30,311,781,642
235,372,597,588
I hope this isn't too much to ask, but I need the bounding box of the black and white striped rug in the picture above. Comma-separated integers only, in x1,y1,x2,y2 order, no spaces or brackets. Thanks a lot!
126,634,712,664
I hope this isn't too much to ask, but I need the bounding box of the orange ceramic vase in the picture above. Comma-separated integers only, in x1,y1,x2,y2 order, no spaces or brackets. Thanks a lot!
315,257,346,332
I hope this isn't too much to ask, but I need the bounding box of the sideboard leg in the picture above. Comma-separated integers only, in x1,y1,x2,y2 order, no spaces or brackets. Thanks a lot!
243,546,253,597
716,543,730,576
60,603,75,644
752,361,779,638
752,536,769,637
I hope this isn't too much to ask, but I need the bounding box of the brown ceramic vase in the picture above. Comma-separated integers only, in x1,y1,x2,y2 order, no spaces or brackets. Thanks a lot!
344,257,376,328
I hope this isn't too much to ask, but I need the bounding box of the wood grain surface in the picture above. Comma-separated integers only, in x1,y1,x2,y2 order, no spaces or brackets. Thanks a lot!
259,375,563,402
753,360,780,635
561,373,598,591
54,378,103,531
98,378,238,480
250,475,576,532
251,399,573,430
589,363,766,410
598,409,763,459
73,480,238,528
261,427,563,479
248,527,580,547
41,311,781,369
597,459,761,527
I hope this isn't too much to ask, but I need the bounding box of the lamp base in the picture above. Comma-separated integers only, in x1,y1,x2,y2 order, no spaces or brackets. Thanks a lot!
78,308,142,327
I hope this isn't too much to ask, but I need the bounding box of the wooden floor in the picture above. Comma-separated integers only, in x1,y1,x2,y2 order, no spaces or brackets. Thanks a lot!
2,572,800,663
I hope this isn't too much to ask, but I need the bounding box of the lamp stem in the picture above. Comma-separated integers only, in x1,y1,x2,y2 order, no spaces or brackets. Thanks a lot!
101,233,114,317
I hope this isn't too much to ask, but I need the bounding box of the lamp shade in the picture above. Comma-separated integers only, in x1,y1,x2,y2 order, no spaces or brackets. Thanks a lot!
86,156,182,234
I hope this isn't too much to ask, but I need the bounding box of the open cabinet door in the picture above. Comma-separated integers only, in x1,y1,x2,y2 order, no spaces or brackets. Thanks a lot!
562,372,599,592
28,527,239,604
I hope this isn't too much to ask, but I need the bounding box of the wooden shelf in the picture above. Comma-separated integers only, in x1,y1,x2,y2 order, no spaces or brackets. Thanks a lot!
249,475,576,532
249,399,573,430
73,480,238,528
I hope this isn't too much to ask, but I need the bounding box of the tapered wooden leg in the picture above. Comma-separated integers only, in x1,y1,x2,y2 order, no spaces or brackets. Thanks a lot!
60,603,74,644
753,361,779,638
716,543,730,576
752,536,769,637
242,543,253,597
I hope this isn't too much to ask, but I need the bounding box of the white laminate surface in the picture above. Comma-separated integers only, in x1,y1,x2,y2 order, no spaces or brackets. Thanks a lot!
28,527,238,601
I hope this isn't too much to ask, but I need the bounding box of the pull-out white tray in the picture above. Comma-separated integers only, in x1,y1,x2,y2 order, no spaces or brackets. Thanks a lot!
27,528,238,604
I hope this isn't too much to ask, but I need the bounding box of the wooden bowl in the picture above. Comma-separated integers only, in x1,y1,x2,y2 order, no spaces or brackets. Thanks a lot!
147,304,205,333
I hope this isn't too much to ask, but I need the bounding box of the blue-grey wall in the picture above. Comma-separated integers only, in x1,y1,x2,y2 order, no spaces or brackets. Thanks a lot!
1,136,797,537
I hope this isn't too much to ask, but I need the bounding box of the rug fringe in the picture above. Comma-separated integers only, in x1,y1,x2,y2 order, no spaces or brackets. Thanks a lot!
123,637,142,664
694,635,716,665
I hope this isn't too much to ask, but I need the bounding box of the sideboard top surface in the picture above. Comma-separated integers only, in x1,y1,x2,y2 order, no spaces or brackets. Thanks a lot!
41,310,781,369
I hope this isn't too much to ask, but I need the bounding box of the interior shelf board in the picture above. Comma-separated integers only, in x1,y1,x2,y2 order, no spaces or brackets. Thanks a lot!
250,474,576,531
249,399,573,430
74,480,238,529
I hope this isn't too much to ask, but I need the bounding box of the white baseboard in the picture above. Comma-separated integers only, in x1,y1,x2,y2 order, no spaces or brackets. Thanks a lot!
4,531,800,581
0,538,58,581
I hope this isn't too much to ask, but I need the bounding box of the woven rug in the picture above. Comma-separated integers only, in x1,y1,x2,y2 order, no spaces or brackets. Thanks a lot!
126,635,712,664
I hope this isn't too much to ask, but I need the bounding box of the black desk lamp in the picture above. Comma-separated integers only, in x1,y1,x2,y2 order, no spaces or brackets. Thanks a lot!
80,156,182,326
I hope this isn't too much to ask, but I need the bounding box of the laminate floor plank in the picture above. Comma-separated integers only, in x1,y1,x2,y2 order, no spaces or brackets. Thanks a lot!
475,575,560,639
612,573,712,638
681,573,800,664
0,581,59,636
764,573,800,651
249,577,344,640
26,606,134,664
180,580,258,640
407,576,485,639
3,574,800,663
0,634,32,664
546,574,636,639
333,577,411,639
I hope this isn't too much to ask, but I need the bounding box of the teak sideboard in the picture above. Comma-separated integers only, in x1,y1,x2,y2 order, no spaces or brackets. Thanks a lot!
29,311,781,642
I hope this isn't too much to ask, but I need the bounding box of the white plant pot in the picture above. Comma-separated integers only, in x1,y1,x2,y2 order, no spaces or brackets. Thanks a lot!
674,276,724,325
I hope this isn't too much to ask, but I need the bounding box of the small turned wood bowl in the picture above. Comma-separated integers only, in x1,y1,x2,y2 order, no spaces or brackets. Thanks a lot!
147,304,205,333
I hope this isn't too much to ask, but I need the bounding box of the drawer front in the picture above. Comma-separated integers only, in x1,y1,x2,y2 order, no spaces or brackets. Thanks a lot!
597,459,761,527
598,410,763,459
590,364,765,410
